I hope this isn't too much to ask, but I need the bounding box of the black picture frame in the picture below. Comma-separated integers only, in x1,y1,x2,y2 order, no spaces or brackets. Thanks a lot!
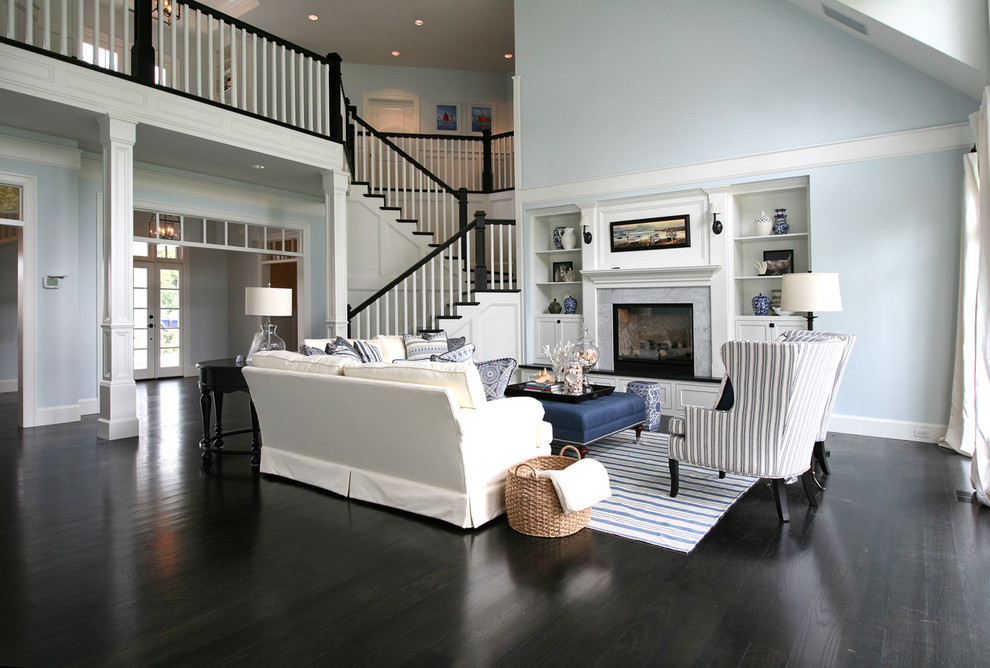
552,261,574,282
609,215,690,253
763,249,794,275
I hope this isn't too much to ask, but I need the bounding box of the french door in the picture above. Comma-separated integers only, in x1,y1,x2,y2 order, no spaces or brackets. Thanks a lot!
133,261,183,380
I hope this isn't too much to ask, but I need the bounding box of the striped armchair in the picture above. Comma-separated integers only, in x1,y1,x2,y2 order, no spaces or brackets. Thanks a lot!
776,330,856,476
668,339,845,522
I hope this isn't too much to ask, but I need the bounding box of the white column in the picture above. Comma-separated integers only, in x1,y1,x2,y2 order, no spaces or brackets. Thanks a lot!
98,115,139,440
323,169,349,338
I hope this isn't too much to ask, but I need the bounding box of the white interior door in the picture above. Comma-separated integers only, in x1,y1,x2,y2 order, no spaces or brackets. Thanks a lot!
363,94,419,132
133,260,183,380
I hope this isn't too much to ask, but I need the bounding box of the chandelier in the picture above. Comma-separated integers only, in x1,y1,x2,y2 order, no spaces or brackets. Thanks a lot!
152,1,181,25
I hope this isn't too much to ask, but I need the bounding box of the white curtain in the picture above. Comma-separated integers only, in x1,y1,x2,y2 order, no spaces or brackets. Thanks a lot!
941,89,990,507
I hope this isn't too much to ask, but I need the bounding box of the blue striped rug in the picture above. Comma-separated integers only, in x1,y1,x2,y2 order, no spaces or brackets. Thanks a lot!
586,430,757,552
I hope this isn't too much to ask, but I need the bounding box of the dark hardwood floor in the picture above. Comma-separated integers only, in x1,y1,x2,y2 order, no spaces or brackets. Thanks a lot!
1,380,988,667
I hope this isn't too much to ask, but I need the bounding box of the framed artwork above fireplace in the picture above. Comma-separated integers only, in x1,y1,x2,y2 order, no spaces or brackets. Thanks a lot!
609,215,691,253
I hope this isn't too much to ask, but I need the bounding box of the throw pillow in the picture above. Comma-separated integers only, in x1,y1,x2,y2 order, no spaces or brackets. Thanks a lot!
326,336,362,361
352,339,384,363
476,358,517,401
403,332,448,361
447,336,466,352
299,344,326,356
430,343,476,364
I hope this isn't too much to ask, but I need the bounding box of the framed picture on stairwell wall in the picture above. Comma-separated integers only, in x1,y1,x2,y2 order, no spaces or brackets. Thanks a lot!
469,103,495,134
435,102,460,133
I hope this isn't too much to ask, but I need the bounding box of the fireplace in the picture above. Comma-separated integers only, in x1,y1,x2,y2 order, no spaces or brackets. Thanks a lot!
613,303,694,377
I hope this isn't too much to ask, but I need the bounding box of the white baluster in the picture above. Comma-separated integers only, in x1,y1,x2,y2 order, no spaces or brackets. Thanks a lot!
250,32,257,113
215,17,223,101
260,37,267,118
42,0,50,51
168,4,176,85
239,25,246,109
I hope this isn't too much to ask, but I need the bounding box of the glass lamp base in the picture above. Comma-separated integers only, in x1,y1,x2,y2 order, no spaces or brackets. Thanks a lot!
246,322,286,363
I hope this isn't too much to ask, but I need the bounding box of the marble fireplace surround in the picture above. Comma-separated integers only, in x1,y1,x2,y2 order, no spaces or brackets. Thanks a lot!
584,267,720,378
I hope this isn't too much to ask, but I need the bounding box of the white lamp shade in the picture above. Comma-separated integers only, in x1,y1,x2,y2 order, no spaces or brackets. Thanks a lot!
245,287,293,316
781,272,843,312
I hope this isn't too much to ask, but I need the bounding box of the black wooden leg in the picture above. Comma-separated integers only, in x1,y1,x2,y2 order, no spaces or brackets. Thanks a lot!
199,390,213,461
213,391,225,449
801,470,819,507
669,459,679,497
634,425,644,444
249,401,261,469
814,440,830,476
771,478,790,522
718,470,726,479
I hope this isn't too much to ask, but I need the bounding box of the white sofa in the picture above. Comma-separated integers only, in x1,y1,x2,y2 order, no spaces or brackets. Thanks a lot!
242,350,553,528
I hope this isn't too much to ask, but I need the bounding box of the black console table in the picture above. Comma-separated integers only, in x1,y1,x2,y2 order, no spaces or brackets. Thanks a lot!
196,358,260,468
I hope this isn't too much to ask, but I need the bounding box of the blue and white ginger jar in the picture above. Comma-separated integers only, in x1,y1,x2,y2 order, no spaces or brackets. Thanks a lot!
564,295,578,314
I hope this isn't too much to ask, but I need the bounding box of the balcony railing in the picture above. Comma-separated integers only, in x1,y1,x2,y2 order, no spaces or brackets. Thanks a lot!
1,0,344,141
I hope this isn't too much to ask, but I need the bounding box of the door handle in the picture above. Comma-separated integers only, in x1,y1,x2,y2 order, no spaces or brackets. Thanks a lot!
148,323,154,328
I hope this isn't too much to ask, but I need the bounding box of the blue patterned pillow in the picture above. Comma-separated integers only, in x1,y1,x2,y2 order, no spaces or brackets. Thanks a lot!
326,336,362,361
430,343,476,363
300,344,326,356
476,358,517,401
352,339,384,363
447,336,466,352
403,332,448,360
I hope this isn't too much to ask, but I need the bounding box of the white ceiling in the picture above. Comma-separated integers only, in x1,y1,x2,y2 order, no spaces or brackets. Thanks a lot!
201,0,516,73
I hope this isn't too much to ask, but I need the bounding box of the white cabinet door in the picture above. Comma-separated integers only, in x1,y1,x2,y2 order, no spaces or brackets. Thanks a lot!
535,315,582,364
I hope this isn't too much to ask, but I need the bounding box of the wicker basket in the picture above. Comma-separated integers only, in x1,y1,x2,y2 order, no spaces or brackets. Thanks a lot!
505,445,592,538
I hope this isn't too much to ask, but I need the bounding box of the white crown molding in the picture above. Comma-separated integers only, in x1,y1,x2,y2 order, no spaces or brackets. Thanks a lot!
0,133,81,170
518,122,973,208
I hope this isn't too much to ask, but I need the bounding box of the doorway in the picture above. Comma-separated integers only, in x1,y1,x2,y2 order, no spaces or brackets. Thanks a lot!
133,246,184,380
0,224,18,395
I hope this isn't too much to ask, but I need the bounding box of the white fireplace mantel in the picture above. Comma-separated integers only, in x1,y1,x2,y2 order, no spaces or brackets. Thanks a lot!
581,265,723,288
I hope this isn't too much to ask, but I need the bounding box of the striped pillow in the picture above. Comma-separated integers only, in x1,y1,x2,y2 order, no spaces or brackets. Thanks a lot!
352,339,384,363
326,336,362,361
431,343,476,363
403,332,449,360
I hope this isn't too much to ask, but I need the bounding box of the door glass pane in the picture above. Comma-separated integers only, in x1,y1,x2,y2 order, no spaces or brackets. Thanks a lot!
134,349,148,370
160,309,179,328
133,308,148,325
134,267,148,289
0,185,21,219
134,289,148,309
160,269,179,290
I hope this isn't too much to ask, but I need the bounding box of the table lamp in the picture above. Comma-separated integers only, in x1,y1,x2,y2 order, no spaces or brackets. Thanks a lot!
781,272,842,331
245,286,293,363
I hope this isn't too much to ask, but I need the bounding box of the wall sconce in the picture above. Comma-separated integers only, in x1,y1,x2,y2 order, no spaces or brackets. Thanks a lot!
583,224,593,244
710,202,723,235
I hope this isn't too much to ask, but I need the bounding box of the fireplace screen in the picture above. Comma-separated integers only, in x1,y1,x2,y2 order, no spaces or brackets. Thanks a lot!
613,303,694,376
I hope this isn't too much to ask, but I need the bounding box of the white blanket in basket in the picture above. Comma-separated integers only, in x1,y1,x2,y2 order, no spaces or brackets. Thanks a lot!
538,458,612,513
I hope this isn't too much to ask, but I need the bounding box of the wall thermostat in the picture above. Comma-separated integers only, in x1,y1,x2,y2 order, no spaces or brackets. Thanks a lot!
42,275,66,289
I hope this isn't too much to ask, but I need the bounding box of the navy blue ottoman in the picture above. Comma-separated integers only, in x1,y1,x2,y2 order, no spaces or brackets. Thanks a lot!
537,391,646,452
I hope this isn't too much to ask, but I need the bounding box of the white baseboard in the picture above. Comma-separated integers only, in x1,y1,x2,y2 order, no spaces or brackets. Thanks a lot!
35,403,82,427
829,414,946,444
0,379,17,393
79,398,98,415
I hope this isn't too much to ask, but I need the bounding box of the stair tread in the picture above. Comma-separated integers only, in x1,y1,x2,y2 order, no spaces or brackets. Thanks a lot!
363,193,385,199
436,315,463,320
396,219,418,224
381,206,402,211
411,231,433,236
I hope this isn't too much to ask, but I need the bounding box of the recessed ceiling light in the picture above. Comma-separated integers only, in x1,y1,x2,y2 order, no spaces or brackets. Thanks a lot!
504,53,513,59
251,164,265,169
307,14,318,21
391,50,400,56
414,19,423,26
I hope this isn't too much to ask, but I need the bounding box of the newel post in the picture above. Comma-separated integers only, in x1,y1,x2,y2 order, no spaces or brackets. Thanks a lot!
131,0,156,84
326,52,344,143
481,129,494,193
473,211,489,291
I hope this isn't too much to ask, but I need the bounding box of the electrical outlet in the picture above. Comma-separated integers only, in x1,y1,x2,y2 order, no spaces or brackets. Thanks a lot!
914,428,932,440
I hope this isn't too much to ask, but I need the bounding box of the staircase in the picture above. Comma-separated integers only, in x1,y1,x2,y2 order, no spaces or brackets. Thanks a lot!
344,109,517,337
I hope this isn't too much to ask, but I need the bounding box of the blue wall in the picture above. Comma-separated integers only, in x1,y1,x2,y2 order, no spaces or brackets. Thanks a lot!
516,0,976,188
515,0,977,427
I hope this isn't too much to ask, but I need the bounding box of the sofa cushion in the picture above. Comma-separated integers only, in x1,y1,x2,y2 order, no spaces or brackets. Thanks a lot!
403,332,449,360
431,343,476,363
476,358,517,401
374,335,407,362
343,360,487,409
252,350,361,375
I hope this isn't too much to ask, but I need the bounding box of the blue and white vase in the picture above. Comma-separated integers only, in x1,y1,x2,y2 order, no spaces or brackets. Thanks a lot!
564,295,578,314
772,208,789,235
752,293,770,316
552,226,568,250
